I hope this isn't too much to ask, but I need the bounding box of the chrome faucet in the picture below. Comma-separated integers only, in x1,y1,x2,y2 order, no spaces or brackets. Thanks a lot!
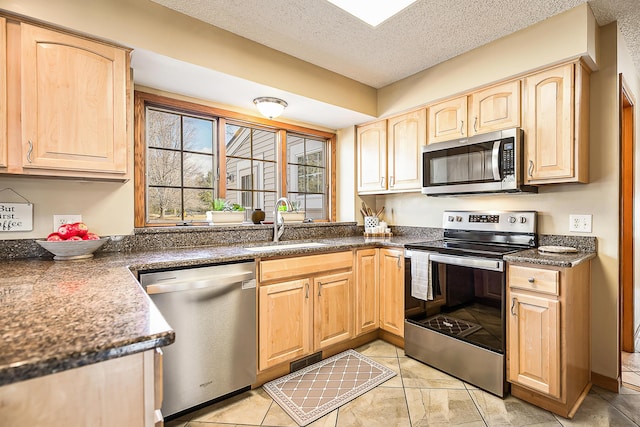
273,197,293,242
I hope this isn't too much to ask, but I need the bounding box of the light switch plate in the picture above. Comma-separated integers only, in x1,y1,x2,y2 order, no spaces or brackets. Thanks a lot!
569,214,592,233
53,214,82,231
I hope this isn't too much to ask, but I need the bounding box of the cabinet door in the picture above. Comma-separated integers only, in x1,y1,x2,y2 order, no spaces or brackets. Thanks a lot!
507,291,560,399
259,279,311,370
0,351,148,426
523,64,574,183
20,23,128,175
0,17,6,168
355,249,379,336
314,271,353,350
469,80,521,135
427,96,467,144
387,109,425,191
379,248,404,336
357,120,387,193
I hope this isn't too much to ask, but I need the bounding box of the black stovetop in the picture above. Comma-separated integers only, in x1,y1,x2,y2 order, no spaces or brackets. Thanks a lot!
405,239,529,259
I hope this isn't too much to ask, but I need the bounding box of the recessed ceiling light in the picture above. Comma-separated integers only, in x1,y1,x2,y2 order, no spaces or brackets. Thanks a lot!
326,0,418,27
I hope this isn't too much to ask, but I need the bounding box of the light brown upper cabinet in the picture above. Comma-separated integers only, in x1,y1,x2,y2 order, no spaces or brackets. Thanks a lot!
2,16,130,180
469,80,521,136
387,110,425,191
357,109,425,194
0,17,7,168
427,96,467,144
523,61,589,184
357,120,387,193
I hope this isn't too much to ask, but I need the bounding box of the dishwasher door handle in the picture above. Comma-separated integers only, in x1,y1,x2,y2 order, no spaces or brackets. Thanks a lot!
146,271,255,295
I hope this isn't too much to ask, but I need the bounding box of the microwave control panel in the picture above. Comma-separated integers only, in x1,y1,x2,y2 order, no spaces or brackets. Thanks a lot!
502,141,515,176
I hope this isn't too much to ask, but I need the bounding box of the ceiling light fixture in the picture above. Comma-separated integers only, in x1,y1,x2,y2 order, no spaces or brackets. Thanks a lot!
326,0,418,27
253,97,288,119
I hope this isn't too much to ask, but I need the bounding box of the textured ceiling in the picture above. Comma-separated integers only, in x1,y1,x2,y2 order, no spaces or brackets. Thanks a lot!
150,0,640,89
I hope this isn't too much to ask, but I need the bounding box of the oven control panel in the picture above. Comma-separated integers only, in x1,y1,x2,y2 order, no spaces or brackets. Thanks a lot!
443,210,536,233
468,214,500,223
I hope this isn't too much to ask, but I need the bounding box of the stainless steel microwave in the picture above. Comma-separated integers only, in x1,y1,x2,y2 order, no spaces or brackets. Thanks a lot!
421,128,537,196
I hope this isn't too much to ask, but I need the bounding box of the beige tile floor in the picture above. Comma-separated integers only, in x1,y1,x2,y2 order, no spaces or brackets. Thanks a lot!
622,351,640,391
167,340,640,427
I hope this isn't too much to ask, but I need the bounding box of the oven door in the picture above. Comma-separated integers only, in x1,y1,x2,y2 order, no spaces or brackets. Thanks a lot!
405,252,506,354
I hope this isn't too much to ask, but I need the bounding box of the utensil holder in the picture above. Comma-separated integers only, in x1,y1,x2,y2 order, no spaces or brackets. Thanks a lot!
364,216,379,231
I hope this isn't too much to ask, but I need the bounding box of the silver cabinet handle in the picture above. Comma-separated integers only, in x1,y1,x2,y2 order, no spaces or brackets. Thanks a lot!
389,176,394,188
511,298,518,316
528,277,535,283
528,160,534,177
317,281,322,296
27,140,33,163
305,282,309,299
474,117,478,133
460,120,464,135
397,256,401,269
380,177,385,188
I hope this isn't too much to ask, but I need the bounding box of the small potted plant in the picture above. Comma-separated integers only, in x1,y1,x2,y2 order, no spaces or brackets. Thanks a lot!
278,201,305,223
206,198,245,225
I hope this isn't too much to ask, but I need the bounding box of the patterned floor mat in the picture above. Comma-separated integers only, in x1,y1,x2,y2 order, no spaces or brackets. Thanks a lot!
263,350,396,426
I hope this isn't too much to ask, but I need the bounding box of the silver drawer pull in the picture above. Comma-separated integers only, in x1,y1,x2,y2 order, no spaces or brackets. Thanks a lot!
528,277,535,283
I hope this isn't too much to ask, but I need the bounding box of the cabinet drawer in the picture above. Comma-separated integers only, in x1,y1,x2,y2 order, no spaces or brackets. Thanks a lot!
260,251,352,282
509,265,559,295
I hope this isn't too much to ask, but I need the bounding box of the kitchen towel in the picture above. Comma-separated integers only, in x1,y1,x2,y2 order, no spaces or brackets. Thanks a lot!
411,251,433,301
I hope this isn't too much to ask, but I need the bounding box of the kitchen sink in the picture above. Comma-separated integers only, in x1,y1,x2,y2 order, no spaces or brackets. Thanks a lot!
244,242,327,252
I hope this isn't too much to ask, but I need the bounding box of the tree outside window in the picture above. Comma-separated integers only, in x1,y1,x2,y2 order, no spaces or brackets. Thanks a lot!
146,108,216,223
286,134,327,220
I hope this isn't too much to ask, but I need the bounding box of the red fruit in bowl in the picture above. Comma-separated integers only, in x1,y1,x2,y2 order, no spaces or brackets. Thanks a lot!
67,235,83,241
83,232,100,240
57,224,75,239
46,232,64,241
70,222,89,237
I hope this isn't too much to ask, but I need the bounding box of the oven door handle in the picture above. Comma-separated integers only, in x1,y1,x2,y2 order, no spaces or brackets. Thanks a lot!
428,253,504,272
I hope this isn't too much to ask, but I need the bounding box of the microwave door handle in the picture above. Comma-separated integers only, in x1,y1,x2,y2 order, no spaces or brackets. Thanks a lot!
492,140,501,181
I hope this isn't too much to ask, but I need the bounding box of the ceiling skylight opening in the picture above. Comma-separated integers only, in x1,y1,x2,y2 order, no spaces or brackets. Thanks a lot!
326,0,419,27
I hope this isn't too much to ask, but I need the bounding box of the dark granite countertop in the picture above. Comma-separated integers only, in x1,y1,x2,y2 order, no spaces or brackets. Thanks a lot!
0,235,424,387
0,228,597,386
504,248,597,267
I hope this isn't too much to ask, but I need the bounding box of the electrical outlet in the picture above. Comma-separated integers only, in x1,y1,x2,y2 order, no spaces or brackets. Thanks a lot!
569,214,592,233
53,215,82,231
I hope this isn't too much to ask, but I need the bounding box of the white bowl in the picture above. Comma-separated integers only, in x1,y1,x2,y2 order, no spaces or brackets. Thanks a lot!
36,237,109,260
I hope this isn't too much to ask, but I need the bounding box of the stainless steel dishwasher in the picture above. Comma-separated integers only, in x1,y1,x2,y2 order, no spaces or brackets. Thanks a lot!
139,261,256,418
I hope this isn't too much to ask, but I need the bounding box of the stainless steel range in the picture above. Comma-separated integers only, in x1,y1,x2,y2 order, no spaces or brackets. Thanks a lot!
404,210,536,397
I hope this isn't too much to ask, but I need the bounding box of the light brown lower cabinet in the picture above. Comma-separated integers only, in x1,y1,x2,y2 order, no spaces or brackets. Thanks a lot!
507,261,591,418
354,248,404,339
379,248,405,337
355,248,380,335
0,348,163,427
258,252,353,371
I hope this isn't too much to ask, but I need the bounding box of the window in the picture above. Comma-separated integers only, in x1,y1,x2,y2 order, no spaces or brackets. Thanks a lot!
134,92,335,226
286,134,327,220
145,107,216,223
225,123,278,220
